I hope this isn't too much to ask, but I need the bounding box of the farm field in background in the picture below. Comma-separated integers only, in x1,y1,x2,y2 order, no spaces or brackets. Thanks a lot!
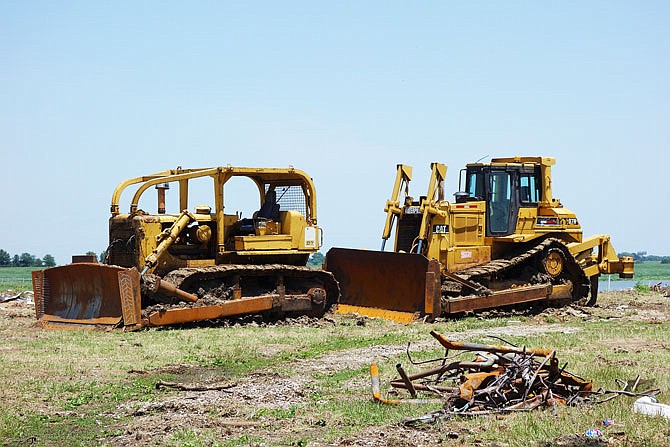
0,267,44,293
629,261,670,280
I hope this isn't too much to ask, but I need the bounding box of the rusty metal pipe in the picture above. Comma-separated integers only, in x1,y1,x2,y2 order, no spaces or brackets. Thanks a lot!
156,184,168,214
396,364,417,398
430,330,553,357
143,273,198,303
156,278,198,303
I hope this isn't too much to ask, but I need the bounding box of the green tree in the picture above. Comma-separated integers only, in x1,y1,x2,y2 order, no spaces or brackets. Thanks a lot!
12,254,19,266
42,254,56,267
661,257,670,265
0,249,10,266
33,257,43,267
19,252,35,267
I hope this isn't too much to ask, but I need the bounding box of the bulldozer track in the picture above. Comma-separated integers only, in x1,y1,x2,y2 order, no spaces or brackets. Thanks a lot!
162,264,340,314
442,238,589,302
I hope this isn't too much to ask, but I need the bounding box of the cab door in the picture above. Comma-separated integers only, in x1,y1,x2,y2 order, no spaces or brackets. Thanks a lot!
486,170,520,237
465,167,520,237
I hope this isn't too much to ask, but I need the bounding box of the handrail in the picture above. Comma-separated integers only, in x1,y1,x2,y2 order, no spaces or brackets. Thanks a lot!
110,166,318,223
110,168,204,215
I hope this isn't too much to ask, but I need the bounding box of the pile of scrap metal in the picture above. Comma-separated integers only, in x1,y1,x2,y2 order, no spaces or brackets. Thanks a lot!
370,331,660,424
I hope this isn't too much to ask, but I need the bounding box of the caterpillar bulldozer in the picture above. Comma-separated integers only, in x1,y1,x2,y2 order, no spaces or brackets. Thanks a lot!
327,157,634,323
32,166,338,329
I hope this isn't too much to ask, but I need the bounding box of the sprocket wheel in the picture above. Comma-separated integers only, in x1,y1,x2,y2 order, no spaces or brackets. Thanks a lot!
542,248,565,278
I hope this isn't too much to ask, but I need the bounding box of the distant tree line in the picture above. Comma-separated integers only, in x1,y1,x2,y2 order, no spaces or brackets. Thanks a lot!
619,251,670,264
0,249,56,267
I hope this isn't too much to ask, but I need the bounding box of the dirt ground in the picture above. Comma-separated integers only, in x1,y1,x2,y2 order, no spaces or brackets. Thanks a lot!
1,291,669,447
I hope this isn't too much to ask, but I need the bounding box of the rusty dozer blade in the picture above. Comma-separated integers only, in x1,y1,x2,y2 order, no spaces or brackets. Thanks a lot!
32,263,143,329
326,248,441,323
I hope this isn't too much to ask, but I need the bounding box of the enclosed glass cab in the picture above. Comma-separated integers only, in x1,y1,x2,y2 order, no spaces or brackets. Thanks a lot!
465,163,541,237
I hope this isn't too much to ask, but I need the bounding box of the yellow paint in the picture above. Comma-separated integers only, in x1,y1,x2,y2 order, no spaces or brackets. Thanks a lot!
335,304,419,324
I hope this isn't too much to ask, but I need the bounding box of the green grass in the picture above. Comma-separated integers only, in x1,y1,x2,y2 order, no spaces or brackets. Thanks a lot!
632,260,670,280
0,266,44,293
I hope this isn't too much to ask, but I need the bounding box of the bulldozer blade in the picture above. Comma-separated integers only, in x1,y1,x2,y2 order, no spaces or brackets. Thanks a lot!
326,248,441,322
32,263,142,329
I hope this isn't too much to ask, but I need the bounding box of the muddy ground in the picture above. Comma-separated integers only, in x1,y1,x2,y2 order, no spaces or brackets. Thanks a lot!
1,291,669,446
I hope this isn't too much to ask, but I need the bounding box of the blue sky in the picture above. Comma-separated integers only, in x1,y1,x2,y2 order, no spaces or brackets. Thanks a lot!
1,1,668,264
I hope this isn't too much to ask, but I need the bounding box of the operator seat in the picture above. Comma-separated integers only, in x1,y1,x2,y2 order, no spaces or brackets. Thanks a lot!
255,190,280,221
232,190,281,237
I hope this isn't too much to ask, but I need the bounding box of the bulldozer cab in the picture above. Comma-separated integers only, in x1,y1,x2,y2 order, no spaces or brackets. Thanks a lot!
461,161,541,237
460,156,580,242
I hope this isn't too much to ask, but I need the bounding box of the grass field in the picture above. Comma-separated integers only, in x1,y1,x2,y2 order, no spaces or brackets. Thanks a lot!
630,261,670,280
1,290,669,446
0,267,42,293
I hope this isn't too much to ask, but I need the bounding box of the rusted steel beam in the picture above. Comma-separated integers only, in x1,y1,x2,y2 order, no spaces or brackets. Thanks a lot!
143,296,275,326
142,286,327,326
445,284,550,313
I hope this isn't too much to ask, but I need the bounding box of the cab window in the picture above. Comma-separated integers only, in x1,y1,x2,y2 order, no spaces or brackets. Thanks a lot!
519,173,539,204
466,172,485,200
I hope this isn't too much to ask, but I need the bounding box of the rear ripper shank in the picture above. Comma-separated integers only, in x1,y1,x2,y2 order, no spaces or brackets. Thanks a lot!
327,157,634,322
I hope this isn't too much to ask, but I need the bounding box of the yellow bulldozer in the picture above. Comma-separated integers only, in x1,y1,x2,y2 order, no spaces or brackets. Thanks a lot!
327,157,634,323
33,166,338,329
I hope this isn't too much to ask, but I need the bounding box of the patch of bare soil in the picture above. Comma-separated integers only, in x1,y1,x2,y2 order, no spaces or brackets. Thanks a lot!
527,292,670,325
108,371,314,446
318,423,480,447
0,300,35,320
127,372,309,416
